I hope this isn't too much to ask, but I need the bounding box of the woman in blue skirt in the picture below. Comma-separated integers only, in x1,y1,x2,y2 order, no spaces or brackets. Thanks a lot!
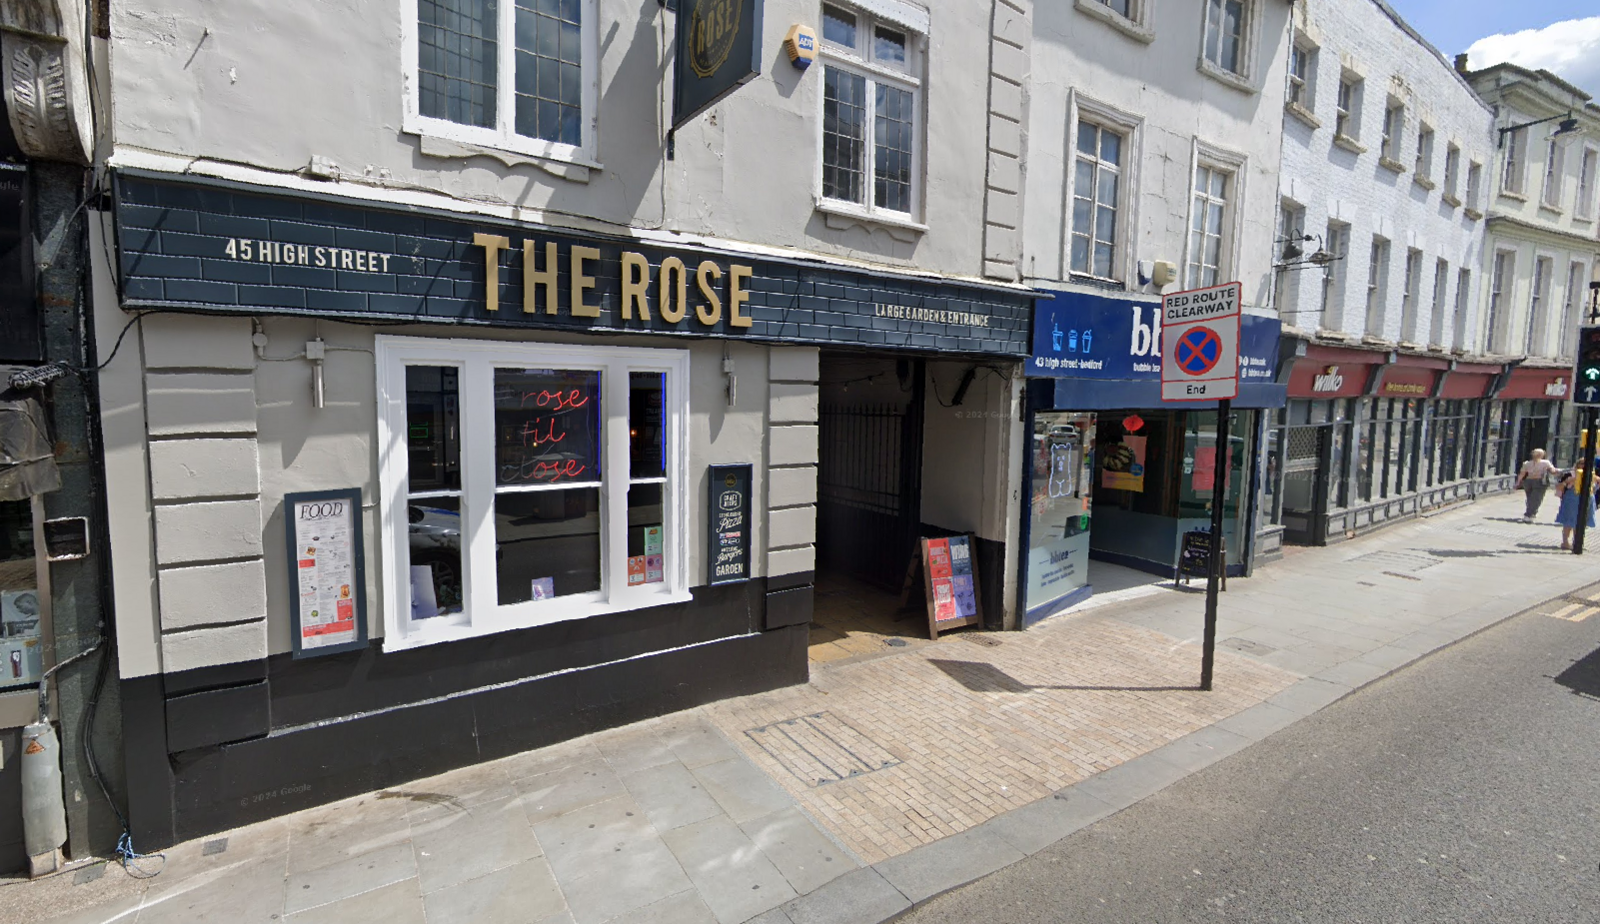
1554,467,1596,550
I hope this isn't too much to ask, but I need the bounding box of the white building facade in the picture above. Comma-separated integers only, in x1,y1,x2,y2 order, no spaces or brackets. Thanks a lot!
1464,63,1600,472
1263,0,1507,546
1016,0,1294,623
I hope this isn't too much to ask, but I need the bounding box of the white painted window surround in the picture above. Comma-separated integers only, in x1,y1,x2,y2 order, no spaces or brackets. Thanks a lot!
1197,0,1260,92
375,336,692,652
1578,148,1599,219
816,1,926,227
400,0,602,168
1075,0,1155,43
1066,96,1143,284
1185,139,1246,289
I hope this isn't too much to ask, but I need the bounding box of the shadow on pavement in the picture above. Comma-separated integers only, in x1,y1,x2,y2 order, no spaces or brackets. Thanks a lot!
1554,645,1600,700
927,659,1196,694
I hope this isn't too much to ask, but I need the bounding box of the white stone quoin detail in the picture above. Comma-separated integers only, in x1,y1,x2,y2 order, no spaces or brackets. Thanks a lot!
0,0,92,164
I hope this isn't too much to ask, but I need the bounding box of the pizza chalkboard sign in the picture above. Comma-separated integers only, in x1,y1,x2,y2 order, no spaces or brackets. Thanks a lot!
915,534,984,639
707,463,752,585
1176,529,1226,589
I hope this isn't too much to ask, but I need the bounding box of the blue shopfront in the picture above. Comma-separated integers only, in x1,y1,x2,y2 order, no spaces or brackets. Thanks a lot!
1020,290,1284,626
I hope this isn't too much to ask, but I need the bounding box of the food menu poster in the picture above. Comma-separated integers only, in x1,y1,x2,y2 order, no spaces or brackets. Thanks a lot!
284,488,369,658
925,536,979,625
707,463,752,586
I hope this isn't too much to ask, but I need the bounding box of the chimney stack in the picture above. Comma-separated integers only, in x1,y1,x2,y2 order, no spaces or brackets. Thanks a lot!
1454,53,1469,74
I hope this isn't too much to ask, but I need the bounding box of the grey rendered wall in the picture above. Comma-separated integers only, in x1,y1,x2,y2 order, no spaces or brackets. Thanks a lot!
110,0,998,280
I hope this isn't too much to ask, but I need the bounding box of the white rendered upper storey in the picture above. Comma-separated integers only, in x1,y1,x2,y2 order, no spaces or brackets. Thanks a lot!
1022,0,1293,311
1274,0,1493,353
1464,62,1600,362
106,0,1013,281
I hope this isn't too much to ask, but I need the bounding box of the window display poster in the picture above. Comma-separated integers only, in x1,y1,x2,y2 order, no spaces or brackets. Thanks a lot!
707,464,752,585
1100,434,1147,492
285,488,369,658
1191,445,1234,494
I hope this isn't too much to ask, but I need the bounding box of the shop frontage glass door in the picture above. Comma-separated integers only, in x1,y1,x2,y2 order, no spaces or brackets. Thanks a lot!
1024,411,1096,620
1178,409,1251,567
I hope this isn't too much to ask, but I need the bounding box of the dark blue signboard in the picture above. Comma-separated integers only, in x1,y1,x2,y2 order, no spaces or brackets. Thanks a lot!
1030,289,1284,409
113,171,1033,357
673,0,764,129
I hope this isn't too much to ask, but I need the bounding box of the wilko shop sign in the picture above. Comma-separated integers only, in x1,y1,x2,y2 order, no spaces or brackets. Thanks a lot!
1312,366,1344,393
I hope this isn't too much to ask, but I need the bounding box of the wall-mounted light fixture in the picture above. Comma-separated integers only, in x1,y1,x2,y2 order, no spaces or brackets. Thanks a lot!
1497,111,1581,148
1274,231,1339,270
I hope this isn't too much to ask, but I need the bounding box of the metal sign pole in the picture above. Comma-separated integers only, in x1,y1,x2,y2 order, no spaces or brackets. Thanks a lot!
1200,397,1230,691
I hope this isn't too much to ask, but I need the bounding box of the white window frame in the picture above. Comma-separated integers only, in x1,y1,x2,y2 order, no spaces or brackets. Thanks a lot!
400,0,601,166
1320,221,1349,327
1502,127,1528,196
1562,260,1588,359
1185,140,1246,290
1527,254,1553,355
1578,147,1599,219
1399,247,1421,341
1465,160,1483,212
1541,138,1566,209
1452,267,1470,351
1365,236,1389,335
1334,71,1363,147
1074,0,1155,42
1487,249,1515,352
1065,96,1142,284
1287,35,1315,111
1197,0,1259,90
1442,143,1461,203
1380,99,1405,166
1428,257,1449,346
375,336,692,652
1414,123,1434,184
815,2,927,226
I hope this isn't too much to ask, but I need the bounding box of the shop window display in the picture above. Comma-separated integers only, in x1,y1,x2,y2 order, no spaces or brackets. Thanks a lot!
1026,411,1096,617
379,338,690,650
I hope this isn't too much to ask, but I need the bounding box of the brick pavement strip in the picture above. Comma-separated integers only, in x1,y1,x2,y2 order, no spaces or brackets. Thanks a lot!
705,614,1297,865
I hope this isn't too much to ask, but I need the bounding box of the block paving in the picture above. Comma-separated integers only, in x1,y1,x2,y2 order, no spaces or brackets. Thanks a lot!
706,611,1296,864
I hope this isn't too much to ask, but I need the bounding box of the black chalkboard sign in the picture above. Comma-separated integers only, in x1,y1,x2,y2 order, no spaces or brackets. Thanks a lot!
494,369,601,485
1176,529,1226,589
707,463,752,585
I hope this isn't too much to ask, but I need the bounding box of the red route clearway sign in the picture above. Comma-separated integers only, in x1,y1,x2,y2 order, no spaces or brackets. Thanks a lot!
1160,281,1241,402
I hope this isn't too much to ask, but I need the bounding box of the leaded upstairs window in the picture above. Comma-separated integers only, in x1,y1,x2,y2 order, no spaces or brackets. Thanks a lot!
408,0,597,160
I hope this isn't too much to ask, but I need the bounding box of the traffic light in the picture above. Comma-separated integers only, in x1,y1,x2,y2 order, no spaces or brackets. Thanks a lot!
1576,326,1600,405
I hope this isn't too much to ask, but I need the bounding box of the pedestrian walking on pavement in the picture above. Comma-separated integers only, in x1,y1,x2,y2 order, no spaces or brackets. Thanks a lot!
1553,466,1596,550
1516,449,1557,521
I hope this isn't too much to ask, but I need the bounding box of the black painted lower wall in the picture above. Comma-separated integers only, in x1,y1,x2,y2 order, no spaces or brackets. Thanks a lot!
124,577,810,848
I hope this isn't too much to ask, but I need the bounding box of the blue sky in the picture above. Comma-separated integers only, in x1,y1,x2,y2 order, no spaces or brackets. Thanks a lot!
1387,1,1594,57
1386,1,1600,94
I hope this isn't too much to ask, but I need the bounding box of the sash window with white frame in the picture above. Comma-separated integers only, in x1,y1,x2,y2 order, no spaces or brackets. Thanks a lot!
819,2,923,218
1562,261,1586,359
1187,163,1232,289
405,0,598,162
1202,0,1248,76
377,337,690,650
1542,139,1565,208
1578,148,1598,219
1071,120,1126,281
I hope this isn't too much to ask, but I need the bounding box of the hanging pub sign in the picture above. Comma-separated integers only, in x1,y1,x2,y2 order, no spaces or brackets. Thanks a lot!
284,488,369,658
673,0,764,129
707,463,752,585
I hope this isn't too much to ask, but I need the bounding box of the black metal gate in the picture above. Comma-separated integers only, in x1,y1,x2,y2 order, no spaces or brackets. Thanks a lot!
1279,425,1331,545
817,397,924,590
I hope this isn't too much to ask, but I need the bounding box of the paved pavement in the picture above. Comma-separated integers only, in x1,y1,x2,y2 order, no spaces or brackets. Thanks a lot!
899,567,1600,923
10,495,1597,924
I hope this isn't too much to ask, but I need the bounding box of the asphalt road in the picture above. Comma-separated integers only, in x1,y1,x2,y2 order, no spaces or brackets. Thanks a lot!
903,595,1600,924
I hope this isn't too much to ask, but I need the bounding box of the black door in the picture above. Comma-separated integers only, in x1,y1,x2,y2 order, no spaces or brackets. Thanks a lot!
1280,425,1331,545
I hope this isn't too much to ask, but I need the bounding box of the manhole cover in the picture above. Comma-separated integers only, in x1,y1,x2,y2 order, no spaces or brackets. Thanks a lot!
1462,523,1529,541
1220,637,1276,656
1346,550,1439,572
962,634,1002,648
745,711,900,787
884,638,908,647
202,838,229,857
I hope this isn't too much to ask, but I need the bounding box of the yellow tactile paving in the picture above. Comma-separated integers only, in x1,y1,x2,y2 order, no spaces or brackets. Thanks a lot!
707,609,1297,865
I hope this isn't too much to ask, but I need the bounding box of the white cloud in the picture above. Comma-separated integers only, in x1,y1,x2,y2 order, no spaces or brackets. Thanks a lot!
1466,17,1600,97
